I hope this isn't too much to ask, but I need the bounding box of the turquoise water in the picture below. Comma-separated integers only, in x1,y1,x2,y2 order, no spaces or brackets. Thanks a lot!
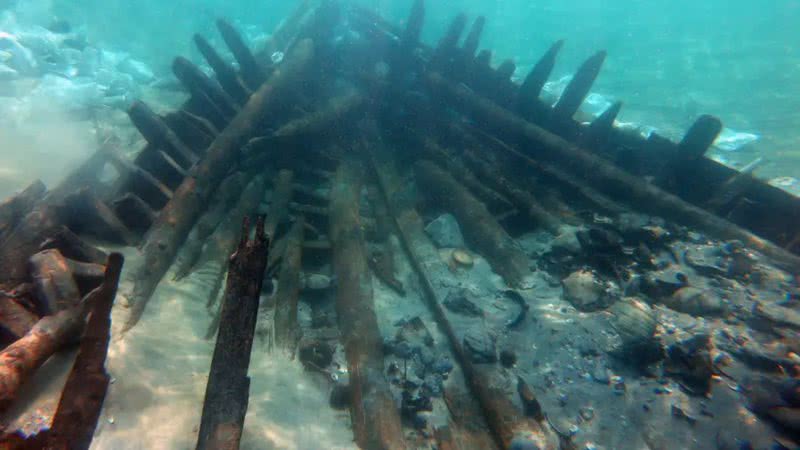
53,0,800,179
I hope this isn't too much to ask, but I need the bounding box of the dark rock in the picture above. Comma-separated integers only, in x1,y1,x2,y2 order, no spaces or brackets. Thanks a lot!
665,334,714,395
443,289,483,317
463,329,497,364
432,358,454,376
670,404,697,425
641,266,688,299
329,383,351,410
401,390,433,420
298,340,334,371
665,286,729,317
577,226,624,254
395,316,434,349
500,349,518,368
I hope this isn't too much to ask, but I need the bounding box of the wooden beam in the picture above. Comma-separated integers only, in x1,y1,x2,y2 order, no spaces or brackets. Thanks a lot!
196,217,269,450
330,159,406,450
273,217,304,352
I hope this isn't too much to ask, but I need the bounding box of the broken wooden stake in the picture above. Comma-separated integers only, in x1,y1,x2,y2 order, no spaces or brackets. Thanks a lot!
517,39,564,119
552,50,606,122
196,217,269,450
128,101,199,168
44,253,123,450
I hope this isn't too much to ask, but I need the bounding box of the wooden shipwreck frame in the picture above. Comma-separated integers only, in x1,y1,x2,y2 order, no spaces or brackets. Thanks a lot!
1,0,798,449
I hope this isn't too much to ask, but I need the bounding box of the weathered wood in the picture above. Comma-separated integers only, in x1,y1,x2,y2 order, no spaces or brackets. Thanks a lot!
38,226,108,265
0,201,66,286
62,188,137,246
462,16,486,59
173,172,249,281
581,100,622,148
128,100,199,167
431,13,467,75
273,217,304,352
112,192,157,233
462,148,561,233
198,176,267,313
43,253,123,450
415,160,530,287
0,181,46,245
0,294,38,343
706,157,763,212
330,159,406,450
196,217,269,450
173,56,238,121
517,39,564,119
266,170,295,238
28,249,82,315
272,92,365,138
255,0,313,60
421,139,513,210
217,19,265,90
103,147,174,205
0,290,93,413
124,41,313,331
194,33,250,105
427,72,800,273
552,50,606,121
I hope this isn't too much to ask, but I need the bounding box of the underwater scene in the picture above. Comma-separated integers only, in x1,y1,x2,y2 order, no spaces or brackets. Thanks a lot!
0,1,799,449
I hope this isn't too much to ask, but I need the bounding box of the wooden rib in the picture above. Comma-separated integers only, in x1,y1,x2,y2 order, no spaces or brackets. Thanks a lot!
128,101,199,167
552,50,607,121
216,19,265,90
273,217,304,352
462,16,486,58
517,39,564,118
194,33,249,104
172,56,239,119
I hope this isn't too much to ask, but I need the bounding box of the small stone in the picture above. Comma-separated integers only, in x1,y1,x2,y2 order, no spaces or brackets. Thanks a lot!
107,417,115,424
552,226,582,255
298,340,334,370
443,289,483,317
591,364,611,385
425,213,465,248
579,407,595,422
500,349,517,368
463,329,497,364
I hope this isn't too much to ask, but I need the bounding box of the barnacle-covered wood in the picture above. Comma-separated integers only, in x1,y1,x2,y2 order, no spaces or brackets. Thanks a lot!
415,160,530,287
123,40,314,331
427,72,800,273
196,217,269,450
43,253,123,450
329,159,406,450
273,217,305,351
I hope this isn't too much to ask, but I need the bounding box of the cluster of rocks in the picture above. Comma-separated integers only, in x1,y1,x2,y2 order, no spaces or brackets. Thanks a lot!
535,211,800,444
0,10,162,122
